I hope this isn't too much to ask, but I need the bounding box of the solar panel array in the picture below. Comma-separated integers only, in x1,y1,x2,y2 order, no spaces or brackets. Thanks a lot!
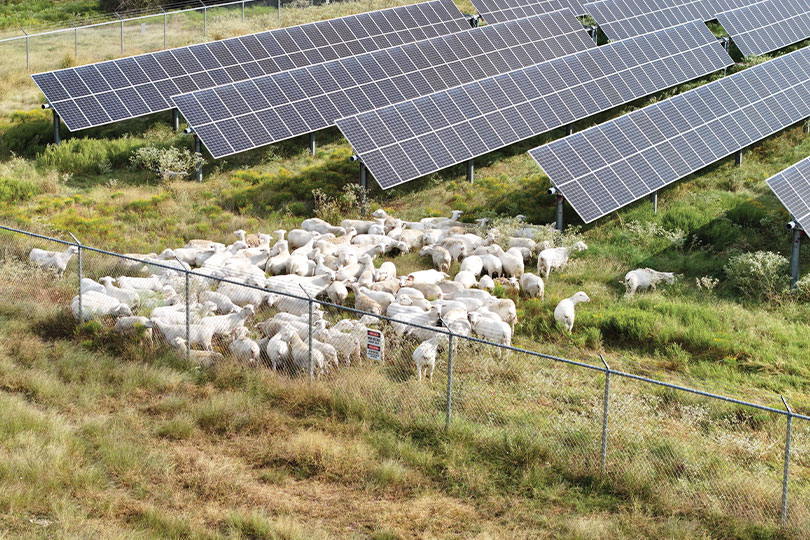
337,21,732,190
175,9,595,159
471,0,588,21
530,45,810,224
766,155,810,231
584,0,755,40
31,0,468,132
717,0,810,57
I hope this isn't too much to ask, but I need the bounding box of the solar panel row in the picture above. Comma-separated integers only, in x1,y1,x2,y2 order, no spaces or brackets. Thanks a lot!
584,0,755,40
717,0,810,57
530,45,810,223
175,9,594,159
767,154,810,231
470,0,588,22
31,0,468,132
337,21,732,190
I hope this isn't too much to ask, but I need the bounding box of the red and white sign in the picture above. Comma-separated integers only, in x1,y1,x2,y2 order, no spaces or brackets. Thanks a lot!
366,329,384,361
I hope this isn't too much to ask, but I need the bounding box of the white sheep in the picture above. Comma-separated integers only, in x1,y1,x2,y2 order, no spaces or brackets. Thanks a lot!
405,270,449,285
454,270,478,289
519,273,544,299
281,327,325,377
265,331,291,371
229,327,261,364
459,255,484,277
150,319,218,351
327,280,349,305
218,282,276,308
419,245,451,273
170,337,223,367
554,291,590,332
480,254,503,277
200,290,240,314
113,316,153,343
71,292,131,321
468,311,512,354
198,305,255,337
29,246,79,278
624,268,676,296
478,275,495,293
488,297,517,329
99,276,141,308
537,241,587,280
117,273,173,292
413,334,448,381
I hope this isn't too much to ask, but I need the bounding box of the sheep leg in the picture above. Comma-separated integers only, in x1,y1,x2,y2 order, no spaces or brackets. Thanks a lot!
428,363,434,381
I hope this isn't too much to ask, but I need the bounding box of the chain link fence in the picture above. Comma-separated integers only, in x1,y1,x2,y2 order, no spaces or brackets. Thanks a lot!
0,223,808,535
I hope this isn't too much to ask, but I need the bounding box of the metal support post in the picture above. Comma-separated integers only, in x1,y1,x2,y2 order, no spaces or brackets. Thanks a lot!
163,11,167,48
308,133,315,156
300,284,314,382
120,20,124,54
184,267,191,360
73,24,78,58
735,150,743,166
556,194,564,232
565,124,573,136
359,161,368,217
780,396,792,527
600,355,610,474
22,29,29,72
69,233,82,322
466,159,474,183
194,135,203,182
804,119,809,134
445,331,455,430
172,109,180,132
242,0,246,22
650,190,658,214
53,110,61,145
204,7,208,37
278,0,281,18
790,226,801,289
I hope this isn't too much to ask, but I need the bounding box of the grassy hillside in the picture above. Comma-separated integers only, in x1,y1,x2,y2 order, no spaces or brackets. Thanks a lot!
1,1,810,538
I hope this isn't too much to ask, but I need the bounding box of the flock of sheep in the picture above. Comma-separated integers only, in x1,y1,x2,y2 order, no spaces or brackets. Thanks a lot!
27,209,676,380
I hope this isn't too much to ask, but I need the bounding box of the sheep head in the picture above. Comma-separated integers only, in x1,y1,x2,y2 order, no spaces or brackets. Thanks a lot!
372,209,388,219
571,291,590,304
572,241,588,252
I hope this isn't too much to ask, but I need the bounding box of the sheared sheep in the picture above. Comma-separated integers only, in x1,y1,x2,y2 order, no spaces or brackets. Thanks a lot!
29,246,78,278
554,291,590,332
624,268,676,296
520,273,544,299
419,245,451,273
537,241,587,280
413,334,448,381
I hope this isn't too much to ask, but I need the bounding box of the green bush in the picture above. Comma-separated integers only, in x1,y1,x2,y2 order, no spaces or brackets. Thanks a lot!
727,199,770,227
661,204,706,234
0,177,39,203
0,110,52,157
38,136,142,176
130,145,205,181
724,251,789,301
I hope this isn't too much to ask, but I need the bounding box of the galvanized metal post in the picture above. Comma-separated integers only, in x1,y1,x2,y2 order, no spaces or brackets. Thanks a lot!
650,191,658,214
53,110,61,145
172,109,180,132
163,13,167,48
278,0,281,18
556,194,564,232
466,159,474,183
73,24,78,59
120,20,124,54
308,133,315,156
360,161,367,217
242,0,246,22
21,28,29,72
735,149,743,166
184,268,191,360
565,124,573,136
69,233,82,323
780,396,793,527
194,134,203,182
790,227,801,289
600,355,610,474
204,7,207,37
445,331,454,430
804,119,810,134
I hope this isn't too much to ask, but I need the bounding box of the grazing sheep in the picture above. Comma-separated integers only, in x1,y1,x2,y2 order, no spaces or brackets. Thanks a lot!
554,291,590,332
281,327,325,377
413,335,447,381
357,286,395,312
352,284,383,315
488,297,518,329
170,337,224,367
150,301,217,325
494,276,520,296
459,255,484,277
537,241,588,280
437,280,463,297
150,319,218,351
454,270,478,289
406,270,449,286
419,245,451,273
468,311,512,354
478,275,495,293
375,261,397,282
327,280,349,305
624,268,676,296
229,327,261,364
405,281,443,300
200,290,240,314
489,245,525,278
480,254,503,278
265,331,291,371
29,246,79,278
71,292,131,321
117,273,173,292
315,328,360,366
520,273,544,299
218,282,276,308
113,316,153,344
99,276,141,308
198,305,255,337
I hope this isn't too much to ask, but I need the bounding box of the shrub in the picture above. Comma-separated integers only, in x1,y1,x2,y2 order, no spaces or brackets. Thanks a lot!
723,251,789,301
313,184,364,223
130,145,205,181
0,177,39,203
792,273,810,302
727,199,769,227
0,110,52,157
38,137,141,176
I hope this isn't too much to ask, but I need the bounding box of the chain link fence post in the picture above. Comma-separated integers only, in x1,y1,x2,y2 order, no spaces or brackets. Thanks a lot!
600,354,610,474
781,395,793,527
183,263,191,360
299,284,314,382
445,329,454,430
68,232,82,322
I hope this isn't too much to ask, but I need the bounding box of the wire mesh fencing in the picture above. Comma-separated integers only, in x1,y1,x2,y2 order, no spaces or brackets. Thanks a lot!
1,223,809,534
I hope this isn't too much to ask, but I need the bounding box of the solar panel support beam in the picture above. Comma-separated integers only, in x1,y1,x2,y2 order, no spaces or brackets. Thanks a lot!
466,159,474,183
735,149,743,166
565,124,573,136
791,226,802,289
804,119,809,134
650,191,657,213
172,109,179,132
720,37,730,76
585,24,598,44
360,162,368,217
53,109,61,146
556,194,564,231
194,134,203,182
468,14,480,28
308,133,315,156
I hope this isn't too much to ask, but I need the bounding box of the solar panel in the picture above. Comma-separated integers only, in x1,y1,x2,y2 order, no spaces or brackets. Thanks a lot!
337,20,732,190
175,9,595,159
584,0,756,40
717,0,810,57
31,0,469,132
767,155,810,231
530,45,810,224
471,0,588,21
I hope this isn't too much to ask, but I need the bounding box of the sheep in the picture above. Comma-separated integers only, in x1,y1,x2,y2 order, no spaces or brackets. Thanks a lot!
494,276,520,296
150,301,217,325
419,245,451,273
454,270,478,289
459,255,484,277
492,246,525,278
488,297,518,329
537,241,588,280
406,270,449,286
274,295,322,317
281,327,325,377
352,284,383,315
312,338,339,370
265,331,291,371
357,286,395,312
229,327,260,364
218,282,276,308
421,210,463,229
99,276,141,308
200,290,240,314
117,273,173,292
480,254,503,278
394,229,425,250
81,278,105,294
370,277,401,295
150,319,218,351
405,281,443,300
508,237,537,253
413,335,448,381
71,292,131,321
468,311,512,353
286,229,315,250
340,218,377,235
327,280,349,305
170,337,224,367
439,238,467,262
315,327,360,365
113,316,153,344
624,268,676,296
29,246,79,278
198,305,255,337
301,218,346,236
437,280,463,297
478,275,495,293
265,241,291,275
375,261,397,282
520,273,544,299
554,291,590,332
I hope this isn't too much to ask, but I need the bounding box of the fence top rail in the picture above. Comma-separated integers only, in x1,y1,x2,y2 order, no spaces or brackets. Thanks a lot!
2,223,808,422
0,0,262,43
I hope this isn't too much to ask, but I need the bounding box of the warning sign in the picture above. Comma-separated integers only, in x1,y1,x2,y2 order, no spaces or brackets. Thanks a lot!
367,329,384,361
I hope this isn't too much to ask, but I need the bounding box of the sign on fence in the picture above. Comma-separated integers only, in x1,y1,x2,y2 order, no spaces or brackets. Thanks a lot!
367,329,383,361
